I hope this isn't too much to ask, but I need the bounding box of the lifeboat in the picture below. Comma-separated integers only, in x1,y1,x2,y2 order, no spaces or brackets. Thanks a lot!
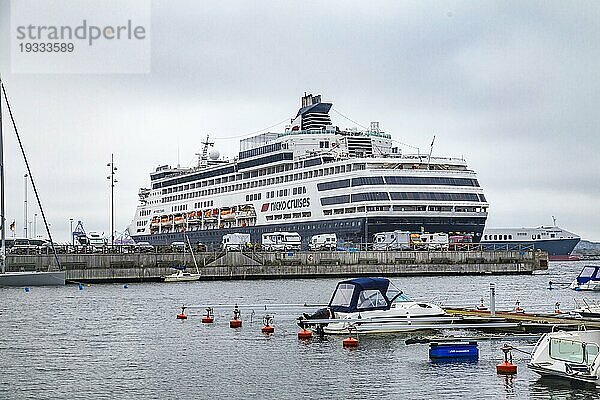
150,217,160,227
174,215,185,225
220,208,235,220
187,211,200,224
160,216,170,227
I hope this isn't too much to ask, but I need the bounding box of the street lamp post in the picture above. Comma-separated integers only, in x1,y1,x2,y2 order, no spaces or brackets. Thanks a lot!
107,154,117,246
69,218,74,245
34,213,37,238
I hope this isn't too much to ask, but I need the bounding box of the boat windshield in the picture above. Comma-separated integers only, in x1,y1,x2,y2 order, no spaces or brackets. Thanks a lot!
550,338,600,366
330,283,354,308
356,290,388,310
392,294,413,303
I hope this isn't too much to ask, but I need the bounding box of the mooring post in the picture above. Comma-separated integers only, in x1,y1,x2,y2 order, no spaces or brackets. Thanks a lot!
490,283,496,317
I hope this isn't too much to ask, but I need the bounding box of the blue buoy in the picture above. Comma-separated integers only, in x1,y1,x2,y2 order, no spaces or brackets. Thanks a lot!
429,341,479,360
78,283,84,290
24,287,30,293
123,284,129,289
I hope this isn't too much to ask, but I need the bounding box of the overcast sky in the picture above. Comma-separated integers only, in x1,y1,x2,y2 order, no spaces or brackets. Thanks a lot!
0,0,599,242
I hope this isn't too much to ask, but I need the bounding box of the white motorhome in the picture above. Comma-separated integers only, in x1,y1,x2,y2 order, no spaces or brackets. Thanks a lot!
419,233,449,250
262,232,302,251
373,231,411,251
222,233,251,251
309,233,337,251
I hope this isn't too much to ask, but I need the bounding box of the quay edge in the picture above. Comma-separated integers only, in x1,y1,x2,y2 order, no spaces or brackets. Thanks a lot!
4,250,548,283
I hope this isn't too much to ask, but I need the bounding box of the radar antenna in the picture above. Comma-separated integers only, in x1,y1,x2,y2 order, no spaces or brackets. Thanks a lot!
196,135,214,168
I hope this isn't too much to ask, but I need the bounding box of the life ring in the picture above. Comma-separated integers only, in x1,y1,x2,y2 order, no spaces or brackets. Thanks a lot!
307,254,314,262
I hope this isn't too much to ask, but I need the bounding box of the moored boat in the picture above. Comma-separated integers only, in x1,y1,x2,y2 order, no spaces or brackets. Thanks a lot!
529,330,600,387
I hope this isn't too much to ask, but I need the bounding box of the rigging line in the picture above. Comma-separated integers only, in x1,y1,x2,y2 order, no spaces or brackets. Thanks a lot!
217,117,290,140
331,107,370,130
390,138,420,151
1,82,61,271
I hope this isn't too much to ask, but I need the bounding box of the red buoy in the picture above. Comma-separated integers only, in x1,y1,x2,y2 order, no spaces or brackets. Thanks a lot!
230,319,242,328
343,337,359,348
497,361,517,374
202,307,214,323
176,305,187,319
261,325,275,334
297,329,313,340
497,345,517,374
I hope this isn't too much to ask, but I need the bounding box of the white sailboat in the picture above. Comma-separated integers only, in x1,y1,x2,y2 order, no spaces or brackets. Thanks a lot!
0,77,65,286
163,233,201,282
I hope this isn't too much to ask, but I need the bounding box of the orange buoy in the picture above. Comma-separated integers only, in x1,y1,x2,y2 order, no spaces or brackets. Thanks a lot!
554,302,562,314
297,329,313,340
497,345,517,374
261,315,275,334
497,361,518,374
230,319,242,328
261,325,275,334
202,307,214,323
176,305,187,319
343,337,359,348
513,301,524,313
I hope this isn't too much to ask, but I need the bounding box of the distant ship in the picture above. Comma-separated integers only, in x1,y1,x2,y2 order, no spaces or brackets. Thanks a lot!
128,93,489,248
480,226,580,261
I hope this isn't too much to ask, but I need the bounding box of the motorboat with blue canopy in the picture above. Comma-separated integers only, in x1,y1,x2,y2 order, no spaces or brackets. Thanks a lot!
299,277,450,334
569,265,600,291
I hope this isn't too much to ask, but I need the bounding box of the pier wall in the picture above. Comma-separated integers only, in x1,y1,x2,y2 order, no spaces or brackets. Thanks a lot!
5,250,548,282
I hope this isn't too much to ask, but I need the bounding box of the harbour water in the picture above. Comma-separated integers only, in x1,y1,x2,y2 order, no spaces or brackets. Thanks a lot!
1,261,599,399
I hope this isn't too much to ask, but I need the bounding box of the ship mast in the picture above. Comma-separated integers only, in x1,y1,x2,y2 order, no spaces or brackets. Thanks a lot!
196,135,214,168
0,75,5,274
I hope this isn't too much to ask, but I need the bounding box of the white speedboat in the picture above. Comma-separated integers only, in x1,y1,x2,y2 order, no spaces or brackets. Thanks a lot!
529,330,600,387
569,265,600,291
299,277,449,334
163,269,201,282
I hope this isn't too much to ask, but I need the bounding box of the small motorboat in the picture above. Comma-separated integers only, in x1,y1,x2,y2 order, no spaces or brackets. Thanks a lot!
569,265,600,291
163,268,201,282
571,299,600,319
298,277,448,334
529,330,600,387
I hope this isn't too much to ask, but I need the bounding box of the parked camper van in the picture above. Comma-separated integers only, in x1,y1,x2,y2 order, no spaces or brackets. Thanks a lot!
87,232,106,251
419,233,449,250
262,232,302,251
222,233,251,251
373,231,411,251
309,233,337,251
449,234,473,250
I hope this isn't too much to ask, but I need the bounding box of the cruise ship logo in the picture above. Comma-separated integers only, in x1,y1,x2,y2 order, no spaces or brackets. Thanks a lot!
261,203,270,212
265,198,310,212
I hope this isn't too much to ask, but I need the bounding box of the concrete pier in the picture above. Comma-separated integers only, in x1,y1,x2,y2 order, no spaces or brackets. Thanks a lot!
4,250,548,283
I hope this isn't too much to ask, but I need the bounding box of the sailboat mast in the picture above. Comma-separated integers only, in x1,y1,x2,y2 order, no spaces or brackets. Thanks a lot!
0,75,6,274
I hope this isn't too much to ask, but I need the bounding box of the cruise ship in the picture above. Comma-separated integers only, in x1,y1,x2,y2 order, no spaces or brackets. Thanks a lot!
128,94,489,249
480,226,580,260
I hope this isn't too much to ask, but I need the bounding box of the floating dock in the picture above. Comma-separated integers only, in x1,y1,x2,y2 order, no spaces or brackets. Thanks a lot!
5,249,548,283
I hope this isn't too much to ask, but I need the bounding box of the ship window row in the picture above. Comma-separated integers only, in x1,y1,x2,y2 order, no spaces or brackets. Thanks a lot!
136,220,147,227
172,204,188,212
320,192,485,206
484,234,513,241
324,205,485,215
246,193,261,202
139,209,151,217
194,200,214,209
158,161,360,202
318,176,480,191
156,158,359,193
265,212,312,221
239,142,282,160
